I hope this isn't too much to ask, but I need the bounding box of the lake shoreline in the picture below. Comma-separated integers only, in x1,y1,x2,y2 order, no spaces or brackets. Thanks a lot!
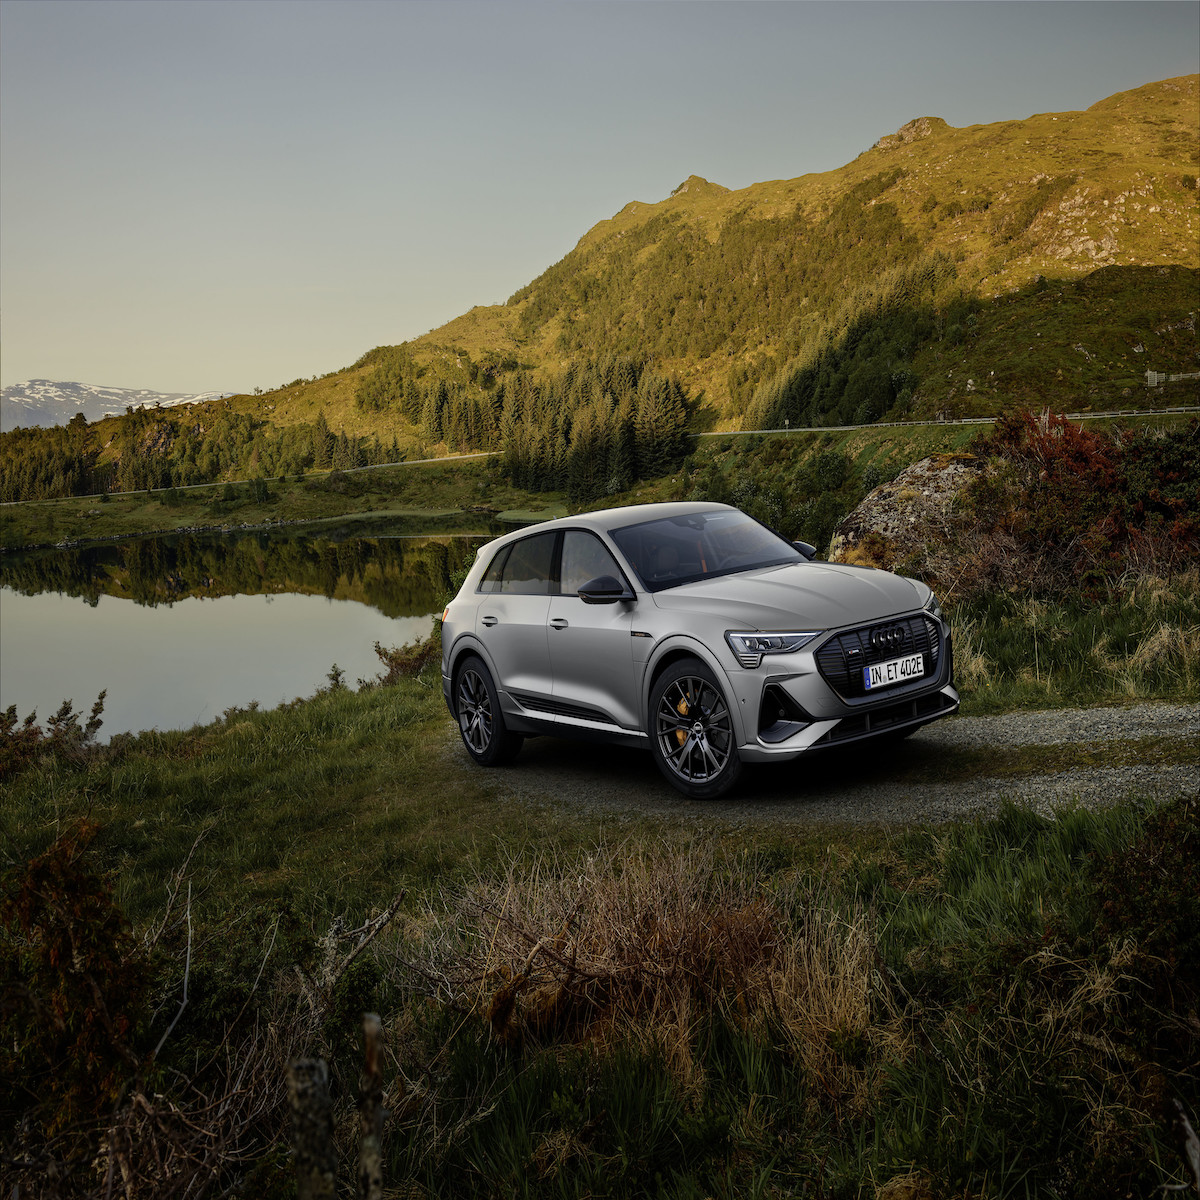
0,453,568,551
0,505,508,554
0,526,474,737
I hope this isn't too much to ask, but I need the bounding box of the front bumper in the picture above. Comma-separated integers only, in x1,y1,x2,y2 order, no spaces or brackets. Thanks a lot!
728,616,959,763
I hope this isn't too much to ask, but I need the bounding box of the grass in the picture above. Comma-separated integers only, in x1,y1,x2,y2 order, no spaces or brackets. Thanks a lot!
906,266,1200,418
0,678,603,927
951,575,1200,713
3,573,1193,924
2,410,1196,1193
2,626,1196,1195
377,802,1197,1198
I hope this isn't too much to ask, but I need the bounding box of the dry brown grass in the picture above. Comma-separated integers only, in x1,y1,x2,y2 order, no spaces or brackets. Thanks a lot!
1089,619,1200,696
395,846,894,1109
945,614,993,694
1121,567,1200,612
841,531,897,570
874,1170,937,1200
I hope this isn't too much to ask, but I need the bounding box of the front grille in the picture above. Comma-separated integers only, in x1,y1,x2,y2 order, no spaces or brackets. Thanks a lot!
816,615,940,700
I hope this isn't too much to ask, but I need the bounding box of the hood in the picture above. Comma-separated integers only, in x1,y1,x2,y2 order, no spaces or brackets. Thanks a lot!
650,562,924,630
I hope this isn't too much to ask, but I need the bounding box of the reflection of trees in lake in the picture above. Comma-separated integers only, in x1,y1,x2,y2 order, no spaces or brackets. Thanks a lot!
0,532,480,619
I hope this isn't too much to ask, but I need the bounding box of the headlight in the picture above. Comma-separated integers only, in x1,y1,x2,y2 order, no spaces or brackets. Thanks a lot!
923,591,943,618
725,631,819,669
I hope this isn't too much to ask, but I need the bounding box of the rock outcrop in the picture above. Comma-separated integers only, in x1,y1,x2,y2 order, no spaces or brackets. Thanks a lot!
873,116,949,150
827,453,983,571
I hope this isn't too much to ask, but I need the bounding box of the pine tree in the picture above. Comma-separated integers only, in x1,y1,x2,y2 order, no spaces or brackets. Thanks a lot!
606,401,635,494
313,410,334,469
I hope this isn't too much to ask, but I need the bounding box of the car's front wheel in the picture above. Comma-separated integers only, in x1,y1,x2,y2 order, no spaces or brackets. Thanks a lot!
649,658,742,799
453,656,523,766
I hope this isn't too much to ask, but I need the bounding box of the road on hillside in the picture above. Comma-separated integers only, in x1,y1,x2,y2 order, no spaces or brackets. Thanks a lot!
447,702,1199,827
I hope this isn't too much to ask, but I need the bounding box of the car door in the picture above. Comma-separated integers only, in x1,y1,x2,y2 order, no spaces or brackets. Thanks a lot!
476,531,557,707
547,529,640,729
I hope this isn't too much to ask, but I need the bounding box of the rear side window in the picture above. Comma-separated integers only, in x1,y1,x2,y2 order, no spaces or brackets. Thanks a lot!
498,532,557,595
478,546,510,594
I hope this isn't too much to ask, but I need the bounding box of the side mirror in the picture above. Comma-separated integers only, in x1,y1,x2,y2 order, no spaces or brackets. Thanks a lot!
578,575,635,605
793,541,817,561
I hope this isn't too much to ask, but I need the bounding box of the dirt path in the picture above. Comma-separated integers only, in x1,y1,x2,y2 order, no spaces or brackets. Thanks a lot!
473,702,1199,828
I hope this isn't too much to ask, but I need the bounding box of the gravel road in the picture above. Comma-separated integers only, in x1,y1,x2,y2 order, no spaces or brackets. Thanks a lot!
474,702,1199,828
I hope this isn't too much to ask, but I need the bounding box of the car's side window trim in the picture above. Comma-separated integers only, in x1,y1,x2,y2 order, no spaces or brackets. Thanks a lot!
549,530,564,592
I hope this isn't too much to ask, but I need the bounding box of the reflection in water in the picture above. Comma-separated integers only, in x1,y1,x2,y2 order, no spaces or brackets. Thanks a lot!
0,530,486,738
0,528,481,617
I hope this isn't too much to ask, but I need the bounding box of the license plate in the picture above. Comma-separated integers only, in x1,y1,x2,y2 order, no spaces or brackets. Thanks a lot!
864,652,925,691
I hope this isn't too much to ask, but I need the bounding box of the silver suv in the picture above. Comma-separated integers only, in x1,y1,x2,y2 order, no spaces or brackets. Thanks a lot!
441,502,958,798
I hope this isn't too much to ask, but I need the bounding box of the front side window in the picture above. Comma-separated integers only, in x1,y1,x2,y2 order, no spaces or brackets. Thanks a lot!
560,531,626,596
610,510,802,592
498,532,557,595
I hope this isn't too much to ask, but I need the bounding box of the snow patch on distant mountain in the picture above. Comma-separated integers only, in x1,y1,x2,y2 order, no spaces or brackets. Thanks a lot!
1,380,236,430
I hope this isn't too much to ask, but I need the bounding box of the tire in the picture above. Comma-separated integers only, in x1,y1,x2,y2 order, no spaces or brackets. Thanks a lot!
649,658,743,799
453,655,523,766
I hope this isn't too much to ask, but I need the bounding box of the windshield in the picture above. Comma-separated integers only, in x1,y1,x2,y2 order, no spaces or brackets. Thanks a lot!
609,510,803,593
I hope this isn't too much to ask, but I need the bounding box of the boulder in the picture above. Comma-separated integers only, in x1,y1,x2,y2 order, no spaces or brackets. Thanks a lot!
828,453,983,571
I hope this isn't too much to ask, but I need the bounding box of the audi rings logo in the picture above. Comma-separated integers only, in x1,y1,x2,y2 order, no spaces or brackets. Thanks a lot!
870,624,906,651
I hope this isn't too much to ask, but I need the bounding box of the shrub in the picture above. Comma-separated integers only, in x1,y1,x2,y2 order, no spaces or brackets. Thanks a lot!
1089,795,1199,990
372,637,440,684
0,822,148,1153
0,692,106,782
960,413,1200,596
0,707,42,781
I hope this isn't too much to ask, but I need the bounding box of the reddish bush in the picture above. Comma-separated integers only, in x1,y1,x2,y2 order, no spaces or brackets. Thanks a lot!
966,413,1198,593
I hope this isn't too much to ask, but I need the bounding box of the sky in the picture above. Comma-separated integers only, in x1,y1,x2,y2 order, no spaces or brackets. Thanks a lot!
1,1,1197,395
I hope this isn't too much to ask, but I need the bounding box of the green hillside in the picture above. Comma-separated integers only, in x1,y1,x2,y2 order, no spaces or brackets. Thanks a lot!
411,74,1198,422
2,76,1196,508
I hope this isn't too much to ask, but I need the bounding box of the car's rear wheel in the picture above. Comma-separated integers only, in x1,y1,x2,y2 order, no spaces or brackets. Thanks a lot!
649,658,742,799
453,656,523,766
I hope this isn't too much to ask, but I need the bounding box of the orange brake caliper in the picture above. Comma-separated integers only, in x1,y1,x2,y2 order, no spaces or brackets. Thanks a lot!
675,695,689,746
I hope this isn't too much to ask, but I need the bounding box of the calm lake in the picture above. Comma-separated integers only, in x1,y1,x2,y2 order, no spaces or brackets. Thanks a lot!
0,527,484,739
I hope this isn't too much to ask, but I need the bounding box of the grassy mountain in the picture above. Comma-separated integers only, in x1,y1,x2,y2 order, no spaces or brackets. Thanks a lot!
3,77,1196,506
407,74,1198,424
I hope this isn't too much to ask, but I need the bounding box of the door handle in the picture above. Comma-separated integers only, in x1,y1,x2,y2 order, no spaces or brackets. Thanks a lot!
481,615,498,627
549,618,569,630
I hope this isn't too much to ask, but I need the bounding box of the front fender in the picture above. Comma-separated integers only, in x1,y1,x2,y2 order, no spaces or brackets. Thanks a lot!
641,634,752,747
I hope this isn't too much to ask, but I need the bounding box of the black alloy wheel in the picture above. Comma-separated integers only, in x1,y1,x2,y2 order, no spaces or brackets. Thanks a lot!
649,658,742,799
454,656,523,766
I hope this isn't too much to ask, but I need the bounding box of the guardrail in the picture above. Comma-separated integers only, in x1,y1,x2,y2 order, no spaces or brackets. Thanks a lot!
695,406,1200,437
